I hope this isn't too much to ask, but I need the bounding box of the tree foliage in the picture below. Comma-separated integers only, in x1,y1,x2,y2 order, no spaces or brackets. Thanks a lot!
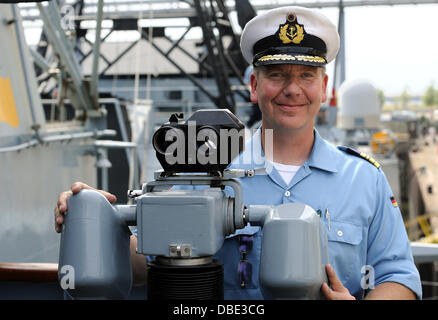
399,87,411,108
423,82,438,107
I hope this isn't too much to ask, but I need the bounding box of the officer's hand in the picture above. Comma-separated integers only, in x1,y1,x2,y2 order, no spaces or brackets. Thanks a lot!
54,182,117,233
321,264,356,300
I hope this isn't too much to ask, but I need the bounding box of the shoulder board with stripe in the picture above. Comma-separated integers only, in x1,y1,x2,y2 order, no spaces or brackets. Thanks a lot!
337,146,381,169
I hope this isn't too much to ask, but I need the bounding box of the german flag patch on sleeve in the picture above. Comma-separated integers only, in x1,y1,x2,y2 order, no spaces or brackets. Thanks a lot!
390,196,398,208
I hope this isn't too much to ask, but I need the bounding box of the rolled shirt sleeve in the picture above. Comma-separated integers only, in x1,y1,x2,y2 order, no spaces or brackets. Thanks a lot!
366,169,422,299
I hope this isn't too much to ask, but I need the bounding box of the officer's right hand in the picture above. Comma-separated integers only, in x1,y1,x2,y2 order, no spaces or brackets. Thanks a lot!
54,182,117,233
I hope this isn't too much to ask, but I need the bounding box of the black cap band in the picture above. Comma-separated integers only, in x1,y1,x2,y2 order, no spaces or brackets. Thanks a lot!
252,32,327,66
253,33,327,57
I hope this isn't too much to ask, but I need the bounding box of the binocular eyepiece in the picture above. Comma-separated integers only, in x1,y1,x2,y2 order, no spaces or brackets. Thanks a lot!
152,109,245,173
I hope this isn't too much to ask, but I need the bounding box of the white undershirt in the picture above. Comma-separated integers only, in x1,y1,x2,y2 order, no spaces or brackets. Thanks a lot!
268,161,301,185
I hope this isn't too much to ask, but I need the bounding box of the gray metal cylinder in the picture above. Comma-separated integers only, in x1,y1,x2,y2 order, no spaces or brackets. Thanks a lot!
58,189,132,299
259,202,329,299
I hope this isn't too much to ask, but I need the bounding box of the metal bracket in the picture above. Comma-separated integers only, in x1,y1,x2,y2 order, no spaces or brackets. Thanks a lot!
169,244,192,258
144,169,250,231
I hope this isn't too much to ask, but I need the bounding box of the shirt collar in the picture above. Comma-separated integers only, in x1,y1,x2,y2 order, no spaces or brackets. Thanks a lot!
307,129,339,173
229,126,340,173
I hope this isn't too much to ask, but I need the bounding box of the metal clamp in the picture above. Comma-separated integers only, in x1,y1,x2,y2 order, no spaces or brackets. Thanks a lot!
169,244,192,258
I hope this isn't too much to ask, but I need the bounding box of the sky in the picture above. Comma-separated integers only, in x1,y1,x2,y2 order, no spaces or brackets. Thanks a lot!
322,3,438,97
22,2,438,98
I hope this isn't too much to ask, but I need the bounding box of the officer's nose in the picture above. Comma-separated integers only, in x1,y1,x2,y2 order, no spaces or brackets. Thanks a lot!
282,77,303,98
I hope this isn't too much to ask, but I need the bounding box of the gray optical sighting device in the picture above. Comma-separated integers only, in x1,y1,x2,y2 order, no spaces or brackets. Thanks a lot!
58,109,329,300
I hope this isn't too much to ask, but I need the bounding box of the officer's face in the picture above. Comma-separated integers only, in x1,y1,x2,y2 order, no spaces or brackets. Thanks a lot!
250,64,328,133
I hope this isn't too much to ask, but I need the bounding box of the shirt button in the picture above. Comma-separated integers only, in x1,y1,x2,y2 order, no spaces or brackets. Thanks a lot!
284,190,291,197
337,230,343,237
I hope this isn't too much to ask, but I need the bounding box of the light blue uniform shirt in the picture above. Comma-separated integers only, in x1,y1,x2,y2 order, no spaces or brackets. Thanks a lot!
213,128,422,300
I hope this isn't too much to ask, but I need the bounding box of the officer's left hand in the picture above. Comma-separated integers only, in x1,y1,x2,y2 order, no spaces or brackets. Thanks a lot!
321,264,356,300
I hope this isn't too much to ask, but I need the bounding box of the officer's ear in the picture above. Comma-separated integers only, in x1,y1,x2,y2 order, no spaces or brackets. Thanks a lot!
250,70,259,103
321,72,329,103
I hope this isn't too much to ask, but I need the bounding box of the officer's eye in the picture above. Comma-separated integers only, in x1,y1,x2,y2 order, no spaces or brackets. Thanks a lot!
268,72,285,79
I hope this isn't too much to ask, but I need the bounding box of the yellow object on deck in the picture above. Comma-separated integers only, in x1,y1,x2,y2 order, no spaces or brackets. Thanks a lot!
405,213,438,243
370,131,395,155
0,77,19,128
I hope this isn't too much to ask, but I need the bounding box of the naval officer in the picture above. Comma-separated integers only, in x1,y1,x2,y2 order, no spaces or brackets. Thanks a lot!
54,6,422,300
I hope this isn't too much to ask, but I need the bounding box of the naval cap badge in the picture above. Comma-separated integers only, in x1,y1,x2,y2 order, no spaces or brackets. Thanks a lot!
277,13,305,45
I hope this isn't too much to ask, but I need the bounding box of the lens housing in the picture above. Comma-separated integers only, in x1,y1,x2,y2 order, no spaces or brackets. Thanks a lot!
152,109,244,173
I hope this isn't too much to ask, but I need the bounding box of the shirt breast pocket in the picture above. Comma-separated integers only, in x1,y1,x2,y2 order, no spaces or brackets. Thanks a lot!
324,220,364,287
326,220,363,245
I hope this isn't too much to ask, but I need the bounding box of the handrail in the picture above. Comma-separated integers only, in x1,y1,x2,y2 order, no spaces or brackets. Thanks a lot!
0,263,58,283
0,129,116,153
